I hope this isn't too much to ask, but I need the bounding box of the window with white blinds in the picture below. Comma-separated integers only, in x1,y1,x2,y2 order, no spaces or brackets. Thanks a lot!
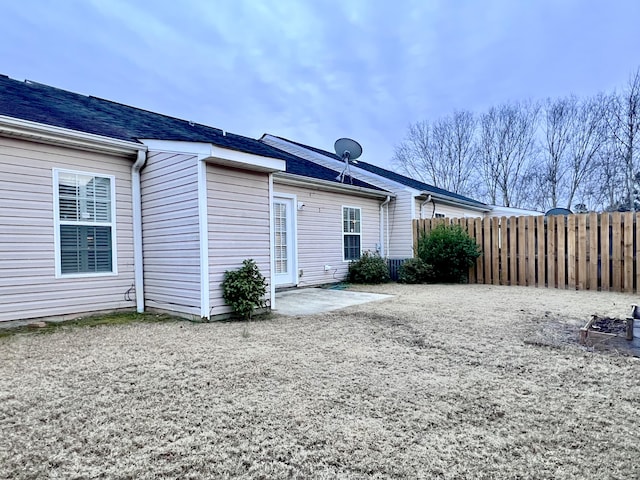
342,206,361,261
54,170,116,276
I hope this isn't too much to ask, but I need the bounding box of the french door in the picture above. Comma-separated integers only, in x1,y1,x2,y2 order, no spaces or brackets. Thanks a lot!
273,196,297,286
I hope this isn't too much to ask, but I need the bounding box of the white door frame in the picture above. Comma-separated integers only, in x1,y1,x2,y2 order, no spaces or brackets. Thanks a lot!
273,193,298,287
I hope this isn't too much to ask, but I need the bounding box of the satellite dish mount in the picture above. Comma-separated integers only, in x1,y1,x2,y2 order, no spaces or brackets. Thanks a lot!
334,138,363,184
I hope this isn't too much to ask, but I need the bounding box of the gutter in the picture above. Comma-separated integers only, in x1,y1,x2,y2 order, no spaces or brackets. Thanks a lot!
0,115,142,155
379,196,391,257
275,172,392,200
420,191,489,213
131,150,147,313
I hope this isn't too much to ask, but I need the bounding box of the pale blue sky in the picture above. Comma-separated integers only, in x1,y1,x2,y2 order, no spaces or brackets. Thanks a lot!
1,0,639,167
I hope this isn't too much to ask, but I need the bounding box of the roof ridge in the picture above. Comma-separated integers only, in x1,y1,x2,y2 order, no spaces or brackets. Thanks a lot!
87,94,224,135
12,76,224,136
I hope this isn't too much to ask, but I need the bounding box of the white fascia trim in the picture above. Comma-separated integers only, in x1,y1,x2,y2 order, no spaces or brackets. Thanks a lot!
270,137,415,194
197,158,211,319
0,115,144,156
274,172,394,200
140,139,286,173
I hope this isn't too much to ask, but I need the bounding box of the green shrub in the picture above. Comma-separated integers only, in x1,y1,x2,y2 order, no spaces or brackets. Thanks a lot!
348,251,390,284
398,258,435,284
416,224,481,283
221,259,267,320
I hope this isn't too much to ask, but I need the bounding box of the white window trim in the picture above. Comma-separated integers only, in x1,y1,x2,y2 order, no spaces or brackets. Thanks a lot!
342,205,362,262
52,168,118,278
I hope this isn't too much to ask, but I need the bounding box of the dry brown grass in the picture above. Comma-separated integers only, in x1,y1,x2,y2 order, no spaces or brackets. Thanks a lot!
1,284,639,479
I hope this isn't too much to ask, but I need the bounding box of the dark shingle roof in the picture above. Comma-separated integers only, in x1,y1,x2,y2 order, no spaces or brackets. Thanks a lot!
0,75,383,192
0,76,290,160
266,134,487,208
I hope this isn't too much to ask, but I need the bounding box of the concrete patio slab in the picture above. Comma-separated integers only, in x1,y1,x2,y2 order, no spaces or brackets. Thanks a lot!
274,287,393,316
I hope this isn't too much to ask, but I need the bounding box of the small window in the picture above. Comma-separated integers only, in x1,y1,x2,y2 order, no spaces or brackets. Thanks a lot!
434,213,445,218
54,170,116,276
342,206,361,261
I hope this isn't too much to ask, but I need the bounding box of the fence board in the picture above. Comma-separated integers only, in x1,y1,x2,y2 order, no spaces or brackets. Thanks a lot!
500,217,508,285
537,216,545,287
474,218,483,284
518,217,526,286
466,218,477,283
612,212,622,291
601,213,610,291
491,217,500,285
483,218,491,284
526,217,535,286
624,212,634,292
577,215,587,290
588,213,598,290
508,217,517,285
547,216,556,288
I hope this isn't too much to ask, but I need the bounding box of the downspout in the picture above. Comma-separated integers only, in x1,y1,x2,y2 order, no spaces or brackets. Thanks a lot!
420,194,433,219
379,196,391,257
131,149,147,313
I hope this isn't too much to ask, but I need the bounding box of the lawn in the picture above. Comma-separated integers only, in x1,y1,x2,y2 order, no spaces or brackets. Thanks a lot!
1,284,639,479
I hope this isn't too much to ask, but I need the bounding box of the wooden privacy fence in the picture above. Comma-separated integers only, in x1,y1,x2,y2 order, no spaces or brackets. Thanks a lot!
413,213,640,293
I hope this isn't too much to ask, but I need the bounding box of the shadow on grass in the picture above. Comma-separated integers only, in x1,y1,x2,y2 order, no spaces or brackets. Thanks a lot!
0,312,180,339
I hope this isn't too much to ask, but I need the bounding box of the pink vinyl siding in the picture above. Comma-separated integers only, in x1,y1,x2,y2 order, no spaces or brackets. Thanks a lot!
0,136,135,322
141,151,201,317
207,165,272,317
272,182,381,286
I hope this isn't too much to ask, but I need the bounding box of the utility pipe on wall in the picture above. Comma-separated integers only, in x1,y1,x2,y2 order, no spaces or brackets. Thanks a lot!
420,194,433,219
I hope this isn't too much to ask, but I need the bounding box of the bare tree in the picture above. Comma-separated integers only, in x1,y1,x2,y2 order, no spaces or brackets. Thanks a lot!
565,94,608,210
478,101,539,207
607,68,640,211
537,96,577,209
393,111,479,196
393,121,439,185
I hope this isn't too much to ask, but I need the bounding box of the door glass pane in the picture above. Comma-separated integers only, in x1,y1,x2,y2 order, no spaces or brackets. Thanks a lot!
274,202,287,274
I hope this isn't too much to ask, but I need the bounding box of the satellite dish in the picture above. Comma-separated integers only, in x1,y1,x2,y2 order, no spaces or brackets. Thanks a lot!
545,207,572,216
334,138,362,161
334,138,362,184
